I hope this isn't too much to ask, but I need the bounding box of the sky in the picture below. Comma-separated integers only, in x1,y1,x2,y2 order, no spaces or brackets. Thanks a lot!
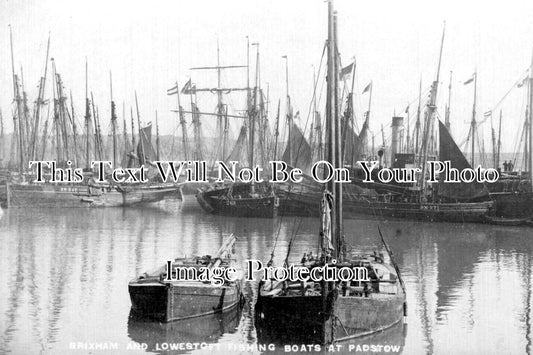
1,0,533,156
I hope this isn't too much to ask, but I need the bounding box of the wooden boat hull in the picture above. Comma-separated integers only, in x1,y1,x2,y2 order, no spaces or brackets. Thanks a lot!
278,188,492,223
196,183,278,218
255,289,405,344
91,185,182,207
128,281,241,322
489,191,533,219
6,182,181,208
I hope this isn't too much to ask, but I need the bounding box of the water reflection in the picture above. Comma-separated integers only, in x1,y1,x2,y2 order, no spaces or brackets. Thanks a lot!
0,201,533,354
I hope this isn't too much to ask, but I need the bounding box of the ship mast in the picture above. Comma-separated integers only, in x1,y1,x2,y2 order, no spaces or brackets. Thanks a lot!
445,71,452,133
325,0,342,257
419,23,445,198
529,48,533,187
31,33,50,161
470,71,478,167
282,55,292,166
135,91,145,165
414,76,422,156
110,72,118,168
84,59,91,171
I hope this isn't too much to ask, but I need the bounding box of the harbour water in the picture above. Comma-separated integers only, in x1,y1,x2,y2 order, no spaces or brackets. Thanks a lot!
1,199,533,354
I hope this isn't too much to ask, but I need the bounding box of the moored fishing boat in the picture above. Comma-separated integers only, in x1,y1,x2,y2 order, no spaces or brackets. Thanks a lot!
128,234,242,322
277,24,493,224
197,181,277,218
255,3,406,344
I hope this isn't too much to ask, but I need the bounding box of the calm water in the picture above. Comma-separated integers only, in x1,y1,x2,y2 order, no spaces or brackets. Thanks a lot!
1,199,533,354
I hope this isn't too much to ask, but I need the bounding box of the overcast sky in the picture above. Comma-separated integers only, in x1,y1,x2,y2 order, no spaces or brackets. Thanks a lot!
1,0,533,154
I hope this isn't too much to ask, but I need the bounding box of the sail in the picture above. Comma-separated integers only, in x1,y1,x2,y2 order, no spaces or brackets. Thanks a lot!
281,121,313,173
343,125,359,165
137,123,156,163
437,119,489,201
225,124,249,166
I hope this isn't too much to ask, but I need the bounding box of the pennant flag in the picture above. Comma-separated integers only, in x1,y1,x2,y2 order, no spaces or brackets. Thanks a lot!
340,61,355,80
483,110,492,118
362,81,372,94
167,83,179,96
181,79,196,95
463,73,475,85
517,76,529,88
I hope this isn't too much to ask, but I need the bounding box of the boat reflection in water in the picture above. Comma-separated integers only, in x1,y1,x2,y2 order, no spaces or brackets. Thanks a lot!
127,306,241,354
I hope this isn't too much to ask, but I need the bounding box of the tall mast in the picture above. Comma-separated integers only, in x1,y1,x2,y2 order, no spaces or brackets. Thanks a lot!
282,55,291,165
470,71,478,167
110,72,118,168
529,48,533,186
10,25,25,175
122,102,128,166
445,71,452,133
405,105,410,153
216,40,225,159
333,10,342,256
31,33,50,161
497,109,502,171
175,81,188,160
70,90,79,167
248,43,260,193
130,107,136,153
91,92,101,161
419,22,445,197
156,110,160,160
414,76,422,156
273,99,280,160
52,59,61,163
84,58,91,170
135,92,145,165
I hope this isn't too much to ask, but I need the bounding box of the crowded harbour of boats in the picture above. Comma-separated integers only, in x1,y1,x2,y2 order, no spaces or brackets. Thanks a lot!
2,0,533,353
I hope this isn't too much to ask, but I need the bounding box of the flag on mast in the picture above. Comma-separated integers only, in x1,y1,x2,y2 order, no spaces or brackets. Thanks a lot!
181,79,196,95
362,81,372,94
463,73,476,85
517,76,529,88
167,83,179,96
340,61,355,81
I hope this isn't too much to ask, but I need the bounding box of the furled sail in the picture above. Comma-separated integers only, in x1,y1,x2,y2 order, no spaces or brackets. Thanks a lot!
225,124,249,166
137,123,156,164
281,121,313,174
437,119,489,201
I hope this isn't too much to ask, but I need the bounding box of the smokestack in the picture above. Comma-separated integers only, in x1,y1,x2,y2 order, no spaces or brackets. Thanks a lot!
391,116,404,166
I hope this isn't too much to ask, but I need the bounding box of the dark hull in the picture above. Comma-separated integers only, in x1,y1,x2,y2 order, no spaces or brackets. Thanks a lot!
128,281,241,322
255,290,405,344
196,183,277,218
489,191,533,219
279,189,492,223
6,182,181,208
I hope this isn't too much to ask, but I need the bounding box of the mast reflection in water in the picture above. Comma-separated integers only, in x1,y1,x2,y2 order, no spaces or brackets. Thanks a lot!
0,199,533,354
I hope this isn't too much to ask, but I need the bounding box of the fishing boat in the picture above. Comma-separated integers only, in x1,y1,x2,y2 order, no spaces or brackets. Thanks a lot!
277,20,493,223
5,62,182,208
194,43,278,218
128,234,242,322
197,181,277,218
484,54,533,223
255,3,406,344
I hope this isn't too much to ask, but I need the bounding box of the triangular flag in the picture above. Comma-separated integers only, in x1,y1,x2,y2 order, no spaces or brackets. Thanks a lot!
362,81,372,94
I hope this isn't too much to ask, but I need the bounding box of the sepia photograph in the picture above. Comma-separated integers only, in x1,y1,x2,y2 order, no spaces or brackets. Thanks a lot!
1,0,533,354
